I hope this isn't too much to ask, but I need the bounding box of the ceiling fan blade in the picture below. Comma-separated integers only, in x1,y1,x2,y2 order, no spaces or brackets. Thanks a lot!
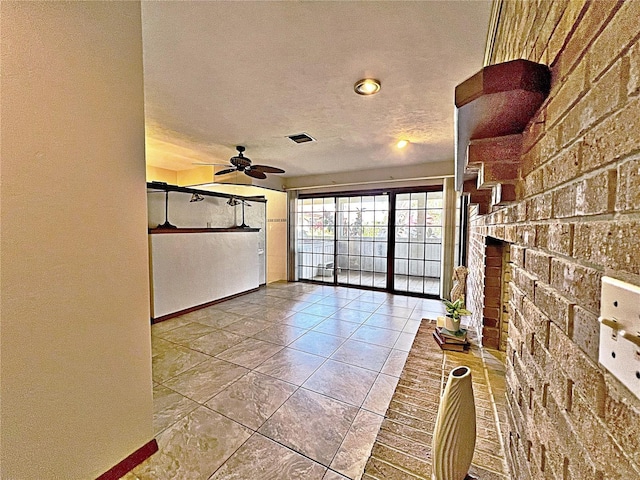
192,163,232,167
215,168,238,176
245,169,267,179
251,165,285,174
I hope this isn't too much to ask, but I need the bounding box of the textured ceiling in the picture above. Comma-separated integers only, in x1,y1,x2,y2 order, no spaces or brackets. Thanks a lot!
141,1,492,180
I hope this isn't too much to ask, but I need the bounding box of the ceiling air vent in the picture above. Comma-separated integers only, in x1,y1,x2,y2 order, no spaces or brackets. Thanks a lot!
287,133,315,144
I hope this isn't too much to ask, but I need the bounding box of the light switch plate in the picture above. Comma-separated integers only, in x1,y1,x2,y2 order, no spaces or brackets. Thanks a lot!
599,276,640,400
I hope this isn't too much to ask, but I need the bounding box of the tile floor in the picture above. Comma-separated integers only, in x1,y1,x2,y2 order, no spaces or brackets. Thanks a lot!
307,272,440,296
125,281,447,480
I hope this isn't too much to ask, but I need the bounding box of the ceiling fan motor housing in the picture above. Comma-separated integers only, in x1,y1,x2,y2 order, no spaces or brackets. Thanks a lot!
230,154,252,171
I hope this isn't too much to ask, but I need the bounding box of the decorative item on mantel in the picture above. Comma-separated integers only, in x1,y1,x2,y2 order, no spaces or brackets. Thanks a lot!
431,366,477,480
433,298,472,352
442,298,472,332
450,266,468,303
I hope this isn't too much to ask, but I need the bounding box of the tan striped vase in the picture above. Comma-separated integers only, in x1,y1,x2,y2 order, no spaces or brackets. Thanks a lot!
431,366,476,480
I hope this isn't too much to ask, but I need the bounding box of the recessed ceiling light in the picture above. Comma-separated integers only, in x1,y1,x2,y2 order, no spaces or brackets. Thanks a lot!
354,78,381,96
396,139,409,149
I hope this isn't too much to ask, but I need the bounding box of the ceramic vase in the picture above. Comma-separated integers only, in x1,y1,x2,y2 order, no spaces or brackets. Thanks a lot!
431,366,476,480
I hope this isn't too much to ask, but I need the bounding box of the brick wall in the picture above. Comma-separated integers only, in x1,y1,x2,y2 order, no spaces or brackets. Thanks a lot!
500,245,511,352
468,1,640,478
483,242,502,349
481,240,510,350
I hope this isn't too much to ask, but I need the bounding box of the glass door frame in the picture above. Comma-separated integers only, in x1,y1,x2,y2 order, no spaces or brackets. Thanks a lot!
296,185,444,298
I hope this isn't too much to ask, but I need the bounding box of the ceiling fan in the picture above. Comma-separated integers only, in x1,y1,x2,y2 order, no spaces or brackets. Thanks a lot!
213,146,285,180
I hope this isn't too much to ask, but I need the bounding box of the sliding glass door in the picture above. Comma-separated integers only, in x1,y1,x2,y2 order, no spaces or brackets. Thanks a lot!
295,188,442,297
296,198,336,283
335,195,388,288
393,191,442,296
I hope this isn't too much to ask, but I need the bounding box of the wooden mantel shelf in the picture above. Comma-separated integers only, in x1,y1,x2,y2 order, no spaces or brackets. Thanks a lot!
455,59,551,210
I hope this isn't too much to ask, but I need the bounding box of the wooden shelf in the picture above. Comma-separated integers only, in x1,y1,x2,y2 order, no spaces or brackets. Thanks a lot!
149,227,260,234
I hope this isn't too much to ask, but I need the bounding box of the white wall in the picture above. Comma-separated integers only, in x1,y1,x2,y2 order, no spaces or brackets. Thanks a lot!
150,232,260,318
1,2,154,478
197,185,288,284
147,189,268,284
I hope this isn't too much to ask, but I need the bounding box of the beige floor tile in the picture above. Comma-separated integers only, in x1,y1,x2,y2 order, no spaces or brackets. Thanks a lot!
281,311,326,329
152,384,199,435
393,332,417,352
151,336,176,357
315,296,353,308
206,371,297,430
332,288,362,300
222,318,272,336
383,296,420,308
237,302,275,317
289,331,346,357
295,293,327,303
330,308,373,323
364,313,408,331
303,360,378,407
330,339,391,372
151,343,210,383
218,301,253,313
323,470,350,480
154,322,217,344
209,433,326,480
187,329,246,356
259,388,358,467
252,323,307,346
373,305,414,318
380,349,410,377
256,348,325,385
351,325,402,348
313,318,361,338
286,300,316,312
255,295,293,307
253,307,293,323
344,299,381,313
196,310,244,329
356,291,390,303
162,358,248,403
331,409,384,480
151,316,193,335
361,373,400,415
215,337,283,369
129,407,251,479
402,319,422,334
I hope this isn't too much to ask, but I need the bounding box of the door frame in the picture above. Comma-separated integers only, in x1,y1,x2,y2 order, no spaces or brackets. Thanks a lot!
296,185,445,298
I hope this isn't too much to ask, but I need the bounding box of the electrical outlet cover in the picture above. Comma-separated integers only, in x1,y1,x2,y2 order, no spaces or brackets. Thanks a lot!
598,276,640,400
